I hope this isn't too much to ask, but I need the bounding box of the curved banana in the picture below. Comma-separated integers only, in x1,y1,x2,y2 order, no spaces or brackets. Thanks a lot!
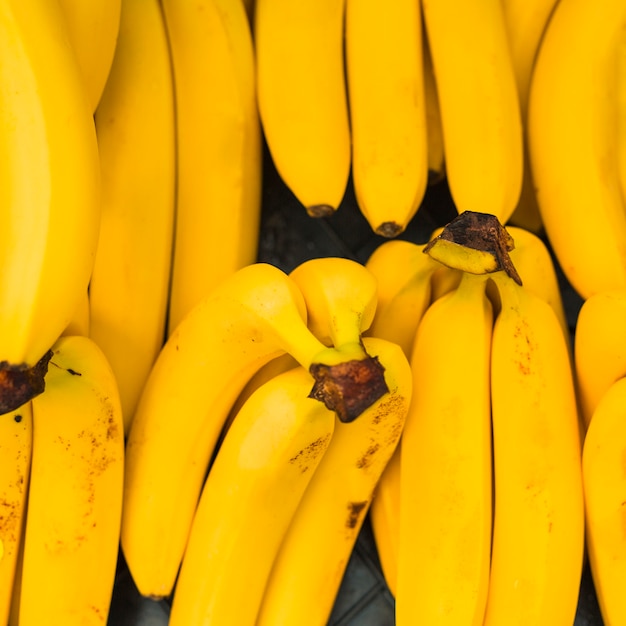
396,272,493,625
90,0,176,435
256,337,412,626
527,0,626,299
483,274,584,625
169,366,335,626
582,375,626,625
121,262,385,598
254,0,350,216
574,289,626,430
345,0,428,237
502,0,560,233
0,0,101,414
0,402,32,625
163,0,262,334
56,0,121,111
19,336,125,626
422,0,523,222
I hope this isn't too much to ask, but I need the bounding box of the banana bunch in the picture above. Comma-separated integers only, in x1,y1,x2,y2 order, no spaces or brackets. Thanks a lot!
365,215,585,624
0,335,125,625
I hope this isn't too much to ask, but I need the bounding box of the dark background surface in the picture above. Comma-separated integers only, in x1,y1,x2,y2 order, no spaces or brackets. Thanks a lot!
107,143,602,625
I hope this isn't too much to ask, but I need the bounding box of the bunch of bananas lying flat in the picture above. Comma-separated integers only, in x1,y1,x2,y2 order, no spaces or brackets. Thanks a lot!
2,0,626,625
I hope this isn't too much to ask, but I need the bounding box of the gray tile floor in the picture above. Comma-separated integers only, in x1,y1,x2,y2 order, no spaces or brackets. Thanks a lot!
106,145,605,625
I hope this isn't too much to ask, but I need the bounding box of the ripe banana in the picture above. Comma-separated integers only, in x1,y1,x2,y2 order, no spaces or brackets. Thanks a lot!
19,335,125,626
163,0,262,334
527,0,626,299
396,272,493,625
423,34,446,185
0,0,101,414
256,336,412,626
422,0,523,222
90,0,176,435
56,0,121,112
168,365,335,626
345,0,428,237
502,0,560,233
582,375,626,625
574,289,626,430
483,273,584,625
618,35,626,209
254,0,350,216
0,402,32,625
121,262,386,598
61,289,90,338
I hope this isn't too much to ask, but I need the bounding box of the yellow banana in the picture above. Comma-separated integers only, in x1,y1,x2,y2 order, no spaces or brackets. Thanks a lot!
574,289,626,430
0,0,101,414
483,273,584,625
57,0,121,112
527,0,626,299
254,0,350,217
168,365,335,626
618,34,626,209
423,32,446,185
396,272,493,625
345,0,428,237
501,0,560,233
163,0,262,334
121,262,386,598
90,0,176,435
256,336,412,626
582,375,626,625
20,335,125,626
0,402,32,625
422,0,523,223
61,289,90,338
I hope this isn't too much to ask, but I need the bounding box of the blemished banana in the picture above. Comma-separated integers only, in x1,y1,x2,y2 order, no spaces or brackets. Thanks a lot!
19,335,125,626
163,0,262,334
501,0,560,234
345,0,428,237
582,375,626,625
168,366,335,626
423,33,446,185
574,289,626,430
483,273,584,626
56,0,121,112
121,262,387,599
90,0,176,435
0,402,33,625
254,0,350,217
527,0,626,299
422,0,523,223
396,272,493,625
0,0,101,415
256,337,412,626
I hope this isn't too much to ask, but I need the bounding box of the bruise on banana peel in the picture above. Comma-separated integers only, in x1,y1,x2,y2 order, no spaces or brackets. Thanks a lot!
308,355,389,423
424,210,522,285
0,349,53,415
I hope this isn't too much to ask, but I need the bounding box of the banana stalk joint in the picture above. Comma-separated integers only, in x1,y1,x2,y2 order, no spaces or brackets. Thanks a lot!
0,349,53,415
423,210,522,285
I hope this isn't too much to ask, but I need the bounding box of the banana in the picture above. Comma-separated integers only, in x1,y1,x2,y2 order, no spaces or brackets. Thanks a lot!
527,0,626,299
618,35,626,209
422,0,523,223
163,0,262,334
0,0,101,415
574,289,626,430
423,32,446,185
90,0,176,435
501,0,560,233
582,375,626,625
0,402,32,625
256,336,412,626
61,289,90,338
396,272,493,625
254,0,350,217
168,365,335,626
56,0,121,112
345,0,428,237
483,273,584,625
121,262,387,598
19,335,125,626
